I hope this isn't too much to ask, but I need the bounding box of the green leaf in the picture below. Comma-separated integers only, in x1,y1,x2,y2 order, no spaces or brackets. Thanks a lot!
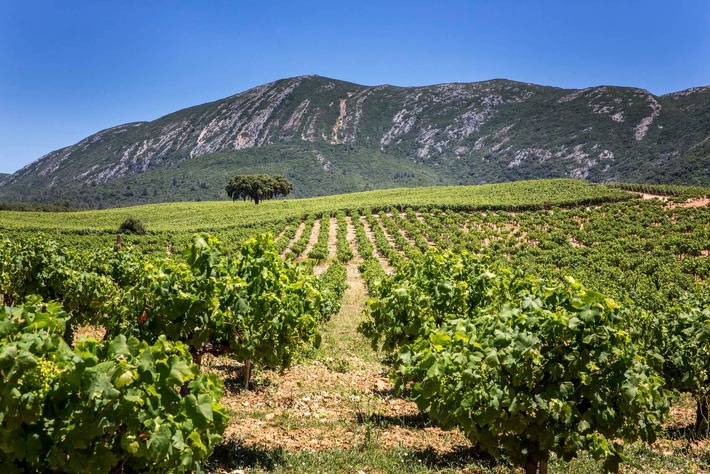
167,356,193,386
484,348,499,367
187,431,207,457
195,394,215,425
86,361,119,399
108,335,132,358
146,423,173,455
624,385,638,401
427,362,443,377
115,370,135,388
430,332,451,350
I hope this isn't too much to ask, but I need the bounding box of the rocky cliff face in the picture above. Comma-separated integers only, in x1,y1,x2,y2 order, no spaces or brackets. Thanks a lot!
2,75,709,207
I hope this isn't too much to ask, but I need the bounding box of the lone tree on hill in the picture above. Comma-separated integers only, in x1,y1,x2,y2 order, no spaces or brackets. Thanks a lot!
225,174,293,205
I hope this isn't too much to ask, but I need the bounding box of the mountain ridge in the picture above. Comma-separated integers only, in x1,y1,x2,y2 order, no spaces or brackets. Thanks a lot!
2,75,709,208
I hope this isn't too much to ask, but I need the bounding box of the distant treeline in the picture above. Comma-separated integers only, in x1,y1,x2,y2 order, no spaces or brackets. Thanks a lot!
0,201,79,212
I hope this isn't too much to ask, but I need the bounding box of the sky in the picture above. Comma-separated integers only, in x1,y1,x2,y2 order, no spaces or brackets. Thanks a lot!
1,0,709,174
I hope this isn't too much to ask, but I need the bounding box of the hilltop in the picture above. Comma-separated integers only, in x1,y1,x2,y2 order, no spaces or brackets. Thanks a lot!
1,76,709,208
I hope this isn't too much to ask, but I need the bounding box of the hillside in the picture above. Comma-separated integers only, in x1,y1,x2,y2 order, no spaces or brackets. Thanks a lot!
1,75,709,208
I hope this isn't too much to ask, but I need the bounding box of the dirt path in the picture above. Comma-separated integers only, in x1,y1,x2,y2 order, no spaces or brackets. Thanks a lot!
280,221,305,257
359,216,394,274
327,218,338,261
313,218,338,276
639,192,670,202
404,214,438,248
674,198,710,208
389,217,418,248
345,216,362,265
568,236,584,248
296,219,321,262
211,238,467,455
636,192,710,209
373,215,398,248
274,223,289,242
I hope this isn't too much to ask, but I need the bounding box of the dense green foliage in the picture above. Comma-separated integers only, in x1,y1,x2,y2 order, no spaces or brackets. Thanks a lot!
109,234,325,368
118,216,147,235
361,252,672,472
0,297,227,473
349,194,710,471
0,230,350,471
0,234,335,372
0,201,78,212
307,215,330,262
334,211,354,263
652,290,710,432
360,252,496,350
314,261,348,322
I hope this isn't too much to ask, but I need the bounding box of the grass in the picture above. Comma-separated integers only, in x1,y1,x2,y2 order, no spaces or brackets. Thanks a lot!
208,442,710,474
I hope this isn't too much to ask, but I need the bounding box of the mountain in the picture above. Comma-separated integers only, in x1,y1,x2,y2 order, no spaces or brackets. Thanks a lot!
1,75,709,208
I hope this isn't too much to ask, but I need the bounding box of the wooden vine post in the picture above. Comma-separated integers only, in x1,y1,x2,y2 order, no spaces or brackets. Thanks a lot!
524,451,548,474
697,396,710,435
243,359,252,388
525,460,548,474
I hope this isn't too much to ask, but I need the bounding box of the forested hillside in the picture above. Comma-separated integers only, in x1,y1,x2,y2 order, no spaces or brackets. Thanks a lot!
1,76,708,208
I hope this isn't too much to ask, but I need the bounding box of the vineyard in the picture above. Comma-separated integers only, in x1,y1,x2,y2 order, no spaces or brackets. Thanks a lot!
1,179,710,473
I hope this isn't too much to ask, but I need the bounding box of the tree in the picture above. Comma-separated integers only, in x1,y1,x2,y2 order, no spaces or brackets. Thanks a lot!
225,174,293,204
118,216,146,235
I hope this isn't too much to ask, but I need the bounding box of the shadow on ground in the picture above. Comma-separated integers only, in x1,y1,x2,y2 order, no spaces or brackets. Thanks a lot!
407,445,502,470
665,423,710,442
208,437,502,472
211,361,275,393
209,437,286,471
356,411,433,429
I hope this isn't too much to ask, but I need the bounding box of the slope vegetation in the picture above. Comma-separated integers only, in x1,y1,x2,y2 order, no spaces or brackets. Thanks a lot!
1,77,709,208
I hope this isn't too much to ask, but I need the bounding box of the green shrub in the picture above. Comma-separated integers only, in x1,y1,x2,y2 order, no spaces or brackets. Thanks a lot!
119,216,147,235
0,296,227,473
361,251,671,473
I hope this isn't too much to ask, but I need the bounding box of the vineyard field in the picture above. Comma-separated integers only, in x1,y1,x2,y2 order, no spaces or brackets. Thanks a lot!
1,179,710,473
0,179,628,233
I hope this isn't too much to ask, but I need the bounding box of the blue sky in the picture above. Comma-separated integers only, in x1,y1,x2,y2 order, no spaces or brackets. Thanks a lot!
1,0,709,174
